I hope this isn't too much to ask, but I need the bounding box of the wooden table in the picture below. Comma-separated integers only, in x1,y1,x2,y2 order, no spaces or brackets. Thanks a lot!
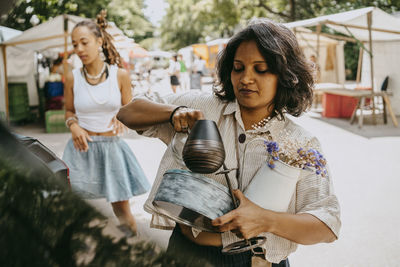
320,88,398,128
313,83,345,108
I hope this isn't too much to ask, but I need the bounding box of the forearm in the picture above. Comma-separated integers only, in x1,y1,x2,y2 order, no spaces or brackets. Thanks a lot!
266,211,337,245
117,98,175,130
65,110,76,119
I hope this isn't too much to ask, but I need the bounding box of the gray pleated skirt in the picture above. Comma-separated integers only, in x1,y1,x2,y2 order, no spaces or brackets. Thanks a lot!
62,136,150,202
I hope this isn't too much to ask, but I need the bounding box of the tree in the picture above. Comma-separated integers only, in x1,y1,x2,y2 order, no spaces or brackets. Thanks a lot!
159,0,400,60
107,0,154,42
0,0,154,47
1,0,111,31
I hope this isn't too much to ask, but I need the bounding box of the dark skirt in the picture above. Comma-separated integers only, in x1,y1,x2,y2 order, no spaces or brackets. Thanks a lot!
166,225,290,267
170,75,180,85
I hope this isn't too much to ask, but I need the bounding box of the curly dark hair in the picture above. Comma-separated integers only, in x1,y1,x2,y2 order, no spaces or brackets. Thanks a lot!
214,19,314,117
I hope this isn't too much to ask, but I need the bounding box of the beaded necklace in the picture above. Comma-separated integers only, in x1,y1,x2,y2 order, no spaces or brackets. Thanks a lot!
83,62,106,80
251,116,273,131
82,65,111,105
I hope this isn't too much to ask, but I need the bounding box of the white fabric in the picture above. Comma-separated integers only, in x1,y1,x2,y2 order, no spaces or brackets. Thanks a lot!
0,46,38,107
193,58,206,73
360,40,400,114
0,26,22,42
139,91,341,263
285,7,400,114
285,7,400,41
168,60,180,75
73,65,121,133
6,46,35,77
295,29,346,84
0,48,5,117
2,15,85,52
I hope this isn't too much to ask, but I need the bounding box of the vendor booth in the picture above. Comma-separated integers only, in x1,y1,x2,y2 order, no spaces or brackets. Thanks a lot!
0,14,141,125
0,14,86,123
285,7,400,126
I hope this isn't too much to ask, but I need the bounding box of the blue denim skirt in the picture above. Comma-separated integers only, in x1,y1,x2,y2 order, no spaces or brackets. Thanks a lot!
62,136,150,202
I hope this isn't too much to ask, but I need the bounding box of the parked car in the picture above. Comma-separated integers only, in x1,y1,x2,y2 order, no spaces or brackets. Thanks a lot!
0,121,194,267
14,133,70,186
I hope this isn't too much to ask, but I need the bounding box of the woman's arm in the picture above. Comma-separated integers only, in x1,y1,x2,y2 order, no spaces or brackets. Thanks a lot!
212,190,337,245
64,70,92,152
117,98,204,131
117,98,175,130
64,70,76,121
117,68,133,105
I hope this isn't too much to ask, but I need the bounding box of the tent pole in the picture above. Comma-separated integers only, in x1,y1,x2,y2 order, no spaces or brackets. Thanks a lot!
63,14,68,81
356,46,363,85
367,11,376,124
1,45,9,122
316,23,321,63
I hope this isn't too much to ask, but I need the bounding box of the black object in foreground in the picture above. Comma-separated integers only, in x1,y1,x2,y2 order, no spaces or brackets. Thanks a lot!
0,121,203,267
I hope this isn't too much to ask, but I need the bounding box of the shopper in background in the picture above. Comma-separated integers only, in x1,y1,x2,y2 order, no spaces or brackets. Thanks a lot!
178,54,190,91
62,10,150,235
168,54,181,93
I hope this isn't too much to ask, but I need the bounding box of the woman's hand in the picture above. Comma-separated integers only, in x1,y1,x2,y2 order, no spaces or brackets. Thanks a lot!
171,107,205,132
108,116,127,135
211,190,274,240
70,123,93,152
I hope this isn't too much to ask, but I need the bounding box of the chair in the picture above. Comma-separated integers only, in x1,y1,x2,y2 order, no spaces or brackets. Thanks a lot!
379,76,389,123
350,76,398,127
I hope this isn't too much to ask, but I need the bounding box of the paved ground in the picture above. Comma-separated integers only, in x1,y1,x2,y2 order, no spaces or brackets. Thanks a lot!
8,76,400,266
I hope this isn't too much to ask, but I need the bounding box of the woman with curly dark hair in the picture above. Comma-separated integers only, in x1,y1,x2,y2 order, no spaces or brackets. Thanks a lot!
215,18,314,118
118,19,340,266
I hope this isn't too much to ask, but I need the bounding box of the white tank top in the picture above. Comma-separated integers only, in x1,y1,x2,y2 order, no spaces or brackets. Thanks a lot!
73,64,121,133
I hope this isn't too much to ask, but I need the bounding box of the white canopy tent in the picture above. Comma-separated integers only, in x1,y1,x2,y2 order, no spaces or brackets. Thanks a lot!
0,14,137,119
285,7,400,115
0,14,86,119
294,27,346,84
0,26,22,42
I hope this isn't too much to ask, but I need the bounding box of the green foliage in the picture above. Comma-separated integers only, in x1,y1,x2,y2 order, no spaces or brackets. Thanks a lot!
0,133,196,266
344,42,360,80
1,0,111,31
0,0,154,48
159,0,400,51
107,0,154,41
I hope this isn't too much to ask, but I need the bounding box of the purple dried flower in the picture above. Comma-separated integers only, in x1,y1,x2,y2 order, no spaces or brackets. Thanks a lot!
268,159,276,168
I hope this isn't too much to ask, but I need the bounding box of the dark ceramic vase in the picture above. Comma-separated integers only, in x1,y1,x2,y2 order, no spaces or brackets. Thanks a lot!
182,120,225,174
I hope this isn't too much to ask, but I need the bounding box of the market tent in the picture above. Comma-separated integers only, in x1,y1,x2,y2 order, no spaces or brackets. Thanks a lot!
0,15,85,119
285,7,400,114
286,7,400,41
206,38,229,69
0,26,22,42
0,15,136,119
2,14,85,52
294,27,345,84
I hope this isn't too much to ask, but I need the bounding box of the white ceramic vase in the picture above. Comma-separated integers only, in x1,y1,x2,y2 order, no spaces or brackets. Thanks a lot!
244,160,301,212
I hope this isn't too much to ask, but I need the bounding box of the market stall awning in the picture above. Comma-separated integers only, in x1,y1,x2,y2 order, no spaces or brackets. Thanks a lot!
285,7,400,41
129,44,149,58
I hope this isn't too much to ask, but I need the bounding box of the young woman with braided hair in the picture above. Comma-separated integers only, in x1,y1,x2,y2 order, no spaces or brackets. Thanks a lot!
63,11,150,235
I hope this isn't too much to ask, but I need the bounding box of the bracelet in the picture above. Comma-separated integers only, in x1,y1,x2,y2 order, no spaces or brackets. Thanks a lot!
169,105,187,126
65,116,78,128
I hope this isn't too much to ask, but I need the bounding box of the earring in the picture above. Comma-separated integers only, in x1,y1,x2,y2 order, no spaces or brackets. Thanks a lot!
98,46,105,61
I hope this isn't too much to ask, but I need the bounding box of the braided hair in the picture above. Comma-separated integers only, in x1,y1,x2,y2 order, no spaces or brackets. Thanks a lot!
73,10,122,68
